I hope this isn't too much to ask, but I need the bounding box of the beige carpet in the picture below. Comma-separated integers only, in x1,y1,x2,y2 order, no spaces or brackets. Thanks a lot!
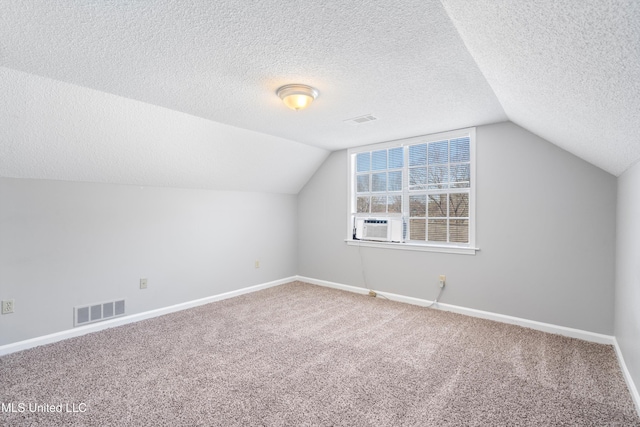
1,281,638,426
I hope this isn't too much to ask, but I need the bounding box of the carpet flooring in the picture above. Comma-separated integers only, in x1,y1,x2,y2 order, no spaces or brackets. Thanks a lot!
1,281,638,426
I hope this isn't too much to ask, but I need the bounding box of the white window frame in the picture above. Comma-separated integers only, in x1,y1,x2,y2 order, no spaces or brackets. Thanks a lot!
346,127,478,255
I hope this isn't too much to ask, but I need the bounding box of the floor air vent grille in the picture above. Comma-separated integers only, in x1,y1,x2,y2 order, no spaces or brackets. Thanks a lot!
74,299,125,327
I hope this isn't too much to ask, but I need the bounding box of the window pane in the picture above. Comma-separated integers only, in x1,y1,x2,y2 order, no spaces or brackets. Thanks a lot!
410,218,426,240
450,164,470,188
356,152,370,172
428,194,447,217
389,147,403,168
388,171,402,191
428,219,447,242
351,131,473,247
449,193,469,217
410,195,426,217
388,195,402,213
450,219,469,243
409,167,427,190
372,172,387,192
356,174,370,192
357,196,370,213
428,140,448,165
409,144,427,166
372,150,387,170
371,196,386,213
428,165,449,189
450,137,470,163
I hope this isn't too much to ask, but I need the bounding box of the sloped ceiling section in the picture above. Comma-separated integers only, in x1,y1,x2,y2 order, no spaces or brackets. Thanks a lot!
0,67,328,194
441,0,640,176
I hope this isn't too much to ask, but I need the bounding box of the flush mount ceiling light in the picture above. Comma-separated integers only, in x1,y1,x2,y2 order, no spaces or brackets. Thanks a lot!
276,84,319,111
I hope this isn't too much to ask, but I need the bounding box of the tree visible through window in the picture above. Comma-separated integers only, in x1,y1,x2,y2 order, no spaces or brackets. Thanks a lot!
350,129,474,248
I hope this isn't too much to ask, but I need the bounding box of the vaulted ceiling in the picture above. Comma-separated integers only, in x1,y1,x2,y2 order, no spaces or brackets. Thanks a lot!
0,1,638,193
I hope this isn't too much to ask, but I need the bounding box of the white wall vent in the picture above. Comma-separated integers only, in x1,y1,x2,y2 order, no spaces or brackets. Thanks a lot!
354,217,403,242
74,299,125,327
344,114,378,125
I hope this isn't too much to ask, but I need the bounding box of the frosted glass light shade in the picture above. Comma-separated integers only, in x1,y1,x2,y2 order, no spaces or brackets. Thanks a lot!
276,84,319,111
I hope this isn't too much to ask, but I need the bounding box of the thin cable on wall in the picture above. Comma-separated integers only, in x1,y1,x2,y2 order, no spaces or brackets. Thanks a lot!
426,287,444,308
357,241,443,307
358,244,388,299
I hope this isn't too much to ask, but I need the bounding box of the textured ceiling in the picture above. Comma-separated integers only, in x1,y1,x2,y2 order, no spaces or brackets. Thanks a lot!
0,67,327,194
0,1,637,193
0,0,506,151
441,0,640,176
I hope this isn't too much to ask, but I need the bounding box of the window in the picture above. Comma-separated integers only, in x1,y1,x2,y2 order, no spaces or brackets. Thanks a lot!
347,128,476,254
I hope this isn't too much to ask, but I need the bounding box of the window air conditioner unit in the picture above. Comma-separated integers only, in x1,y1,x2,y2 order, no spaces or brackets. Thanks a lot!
354,217,403,242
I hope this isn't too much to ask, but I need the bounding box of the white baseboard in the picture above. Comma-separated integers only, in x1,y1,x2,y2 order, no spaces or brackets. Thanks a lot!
0,276,295,357
614,338,640,417
296,276,615,345
2,274,638,417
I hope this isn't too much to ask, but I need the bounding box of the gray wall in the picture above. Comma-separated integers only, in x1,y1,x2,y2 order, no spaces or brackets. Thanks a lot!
615,161,640,394
0,178,297,345
298,121,617,334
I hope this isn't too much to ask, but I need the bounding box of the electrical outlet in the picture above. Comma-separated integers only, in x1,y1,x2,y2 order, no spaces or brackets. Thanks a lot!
140,278,148,289
2,299,15,314
439,275,446,288
255,260,260,269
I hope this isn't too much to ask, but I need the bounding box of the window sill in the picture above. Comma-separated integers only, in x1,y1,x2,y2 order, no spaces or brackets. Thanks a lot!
345,239,479,255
